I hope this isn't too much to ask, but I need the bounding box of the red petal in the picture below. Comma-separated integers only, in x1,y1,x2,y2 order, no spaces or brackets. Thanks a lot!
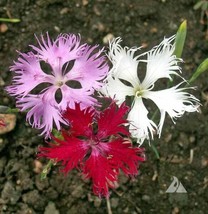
106,140,145,176
63,103,94,137
83,148,118,197
39,137,89,174
97,102,129,139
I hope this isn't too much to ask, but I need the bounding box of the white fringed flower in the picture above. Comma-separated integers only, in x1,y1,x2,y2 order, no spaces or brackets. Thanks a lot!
102,36,200,145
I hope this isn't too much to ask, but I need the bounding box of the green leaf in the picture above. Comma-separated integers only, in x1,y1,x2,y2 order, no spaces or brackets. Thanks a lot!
0,105,9,113
0,106,19,113
202,1,208,11
193,1,205,10
41,160,55,180
174,20,187,58
0,18,20,23
189,58,208,84
52,128,63,140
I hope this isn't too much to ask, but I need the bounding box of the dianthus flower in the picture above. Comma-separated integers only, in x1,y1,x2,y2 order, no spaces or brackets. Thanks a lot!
38,102,145,197
101,36,199,144
6,33,109,137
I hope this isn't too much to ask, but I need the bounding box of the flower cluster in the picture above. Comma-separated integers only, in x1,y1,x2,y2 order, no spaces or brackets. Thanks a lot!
6,32,200,197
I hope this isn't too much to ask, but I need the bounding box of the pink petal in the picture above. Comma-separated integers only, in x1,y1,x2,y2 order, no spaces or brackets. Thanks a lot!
67,45,109,90
6,52,51,96
31,33,86,77
17,88,66,137
59,84,97,111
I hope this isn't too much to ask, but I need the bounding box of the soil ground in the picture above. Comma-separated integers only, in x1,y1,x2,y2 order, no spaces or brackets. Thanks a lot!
0,0,208,213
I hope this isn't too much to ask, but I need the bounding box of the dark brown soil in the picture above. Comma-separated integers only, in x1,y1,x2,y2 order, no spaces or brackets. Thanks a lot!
0,0,208,213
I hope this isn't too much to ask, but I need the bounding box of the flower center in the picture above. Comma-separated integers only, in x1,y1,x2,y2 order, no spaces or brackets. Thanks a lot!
55,80,64,87
135,88,144,97
89,138,99,146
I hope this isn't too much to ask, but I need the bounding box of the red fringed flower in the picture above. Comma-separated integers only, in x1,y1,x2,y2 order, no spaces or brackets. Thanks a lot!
39,102,145,197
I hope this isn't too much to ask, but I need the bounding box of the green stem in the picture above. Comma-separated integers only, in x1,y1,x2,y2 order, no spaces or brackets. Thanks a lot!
41,160,55,180
151,143,160,159
0,18,20,23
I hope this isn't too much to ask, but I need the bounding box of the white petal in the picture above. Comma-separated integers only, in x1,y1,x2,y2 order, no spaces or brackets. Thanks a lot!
127,97,157,145
143,83,200,137
141,35,182,89
107,37,141,88
101,76,135,105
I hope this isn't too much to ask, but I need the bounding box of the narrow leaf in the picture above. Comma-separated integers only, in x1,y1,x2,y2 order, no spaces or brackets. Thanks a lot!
193,1,204,10
174,20,187,58
0,18,20,23
202,1,208,11
189,58,208,84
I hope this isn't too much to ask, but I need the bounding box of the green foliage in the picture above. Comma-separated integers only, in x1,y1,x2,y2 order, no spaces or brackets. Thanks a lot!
0,18,20,23
189,58,208,83
194,0,208,11
151,143,160,159
52,128,64,140
41,160,56,180
0,105,19,113
174,20,187,58
174,19,208,84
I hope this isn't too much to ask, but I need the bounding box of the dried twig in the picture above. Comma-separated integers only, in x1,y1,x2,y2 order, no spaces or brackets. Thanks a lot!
106,198,112,214
189,149,194,164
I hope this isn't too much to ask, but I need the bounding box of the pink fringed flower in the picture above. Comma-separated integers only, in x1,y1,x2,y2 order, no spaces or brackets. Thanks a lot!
6,33,109,137
39,102,145,197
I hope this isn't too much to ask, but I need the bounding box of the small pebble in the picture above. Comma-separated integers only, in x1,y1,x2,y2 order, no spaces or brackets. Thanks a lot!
60,7,69,15
142,194,150,202
82,0,88,6
201,158,208,167
103,33,114,44
33,160,43,174
44,202,59,214
93,197,102,208
0,23,8,33
111,197,119,208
